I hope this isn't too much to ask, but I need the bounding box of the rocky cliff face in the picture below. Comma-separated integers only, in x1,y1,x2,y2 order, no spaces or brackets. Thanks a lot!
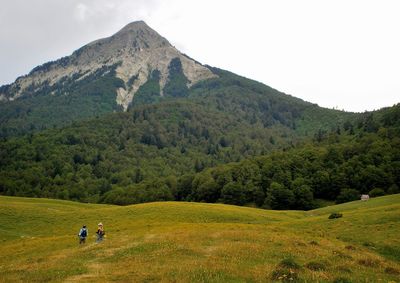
0,21,216,110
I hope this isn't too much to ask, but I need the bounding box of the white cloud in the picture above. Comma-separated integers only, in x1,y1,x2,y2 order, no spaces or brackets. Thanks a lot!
75,3,89,22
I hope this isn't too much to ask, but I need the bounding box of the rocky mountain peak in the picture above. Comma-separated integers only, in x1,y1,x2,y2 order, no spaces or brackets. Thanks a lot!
119,20,149,32
96,20,171,51
72,20,171,65
0,21,217,110
117,20,159,37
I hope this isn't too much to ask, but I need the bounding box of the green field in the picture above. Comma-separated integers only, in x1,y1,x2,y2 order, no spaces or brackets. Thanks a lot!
0,195,399,282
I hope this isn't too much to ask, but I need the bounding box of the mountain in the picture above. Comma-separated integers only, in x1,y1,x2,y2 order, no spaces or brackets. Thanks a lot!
0,21,215,136
0,21,398,207
0,21,354,139
0,21,215,108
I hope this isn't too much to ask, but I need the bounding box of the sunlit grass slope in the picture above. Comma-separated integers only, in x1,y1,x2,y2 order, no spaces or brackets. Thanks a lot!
0,195,399,282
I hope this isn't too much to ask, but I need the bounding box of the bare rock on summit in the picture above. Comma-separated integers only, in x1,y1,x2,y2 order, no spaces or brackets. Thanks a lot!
1,21,216,110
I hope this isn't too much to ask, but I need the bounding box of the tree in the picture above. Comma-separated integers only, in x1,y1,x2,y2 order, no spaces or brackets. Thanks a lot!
312,170,331,199
219,136,230,147
212,167,233,188
360,165,390,192
368,188,385,197
387,184,400,195
192,173,220,203
102,187,128,205
134,168,144,183
221,182,246,205
253,186,265,207
176,174,194,200
336,188,360,204
293,185,315,210
265,182,295,210
194,159,205,172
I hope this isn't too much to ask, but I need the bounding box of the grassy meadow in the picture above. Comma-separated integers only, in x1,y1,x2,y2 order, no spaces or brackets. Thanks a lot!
0,195,399,282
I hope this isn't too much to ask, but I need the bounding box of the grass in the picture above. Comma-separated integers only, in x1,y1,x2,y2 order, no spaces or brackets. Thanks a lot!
0,194,399,282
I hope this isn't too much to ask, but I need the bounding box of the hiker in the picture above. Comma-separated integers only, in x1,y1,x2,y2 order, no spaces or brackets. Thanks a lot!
78,225,88,244
96,222,105,243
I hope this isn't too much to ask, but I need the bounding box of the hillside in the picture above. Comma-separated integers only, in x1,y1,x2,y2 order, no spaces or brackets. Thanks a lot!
1,102,398,207
0,195,399,282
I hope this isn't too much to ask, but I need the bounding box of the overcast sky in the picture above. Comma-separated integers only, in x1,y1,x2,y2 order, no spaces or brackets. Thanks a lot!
1,0,399,112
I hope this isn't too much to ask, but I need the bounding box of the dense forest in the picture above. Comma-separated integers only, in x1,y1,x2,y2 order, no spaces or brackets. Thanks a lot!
0,65,398,209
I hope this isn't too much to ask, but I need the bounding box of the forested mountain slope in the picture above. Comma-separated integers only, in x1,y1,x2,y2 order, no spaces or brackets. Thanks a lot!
0,88,397,205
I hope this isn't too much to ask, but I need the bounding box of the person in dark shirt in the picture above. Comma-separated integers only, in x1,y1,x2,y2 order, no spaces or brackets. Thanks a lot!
78,225,88,244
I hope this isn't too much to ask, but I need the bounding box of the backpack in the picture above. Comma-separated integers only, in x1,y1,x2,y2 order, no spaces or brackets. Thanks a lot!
81,229,87,237
97,229,105,236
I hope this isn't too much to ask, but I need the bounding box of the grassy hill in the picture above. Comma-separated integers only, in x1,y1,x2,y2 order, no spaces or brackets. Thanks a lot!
0,195,399,282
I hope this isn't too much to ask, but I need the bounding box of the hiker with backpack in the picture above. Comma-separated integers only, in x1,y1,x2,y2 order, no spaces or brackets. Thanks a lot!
96,222,105,243
78,225,88,244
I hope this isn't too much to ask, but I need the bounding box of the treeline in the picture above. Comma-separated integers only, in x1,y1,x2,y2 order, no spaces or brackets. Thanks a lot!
0,98,297,203
101,127,400,209
0,103,398,208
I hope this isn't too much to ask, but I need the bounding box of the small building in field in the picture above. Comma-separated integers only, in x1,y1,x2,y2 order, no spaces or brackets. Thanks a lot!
361,194,369,201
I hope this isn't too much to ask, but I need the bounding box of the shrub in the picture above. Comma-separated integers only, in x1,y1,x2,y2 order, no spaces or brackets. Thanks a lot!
329,212,343,219
272,255,302,281
279,257,302,269
368,188,385,197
